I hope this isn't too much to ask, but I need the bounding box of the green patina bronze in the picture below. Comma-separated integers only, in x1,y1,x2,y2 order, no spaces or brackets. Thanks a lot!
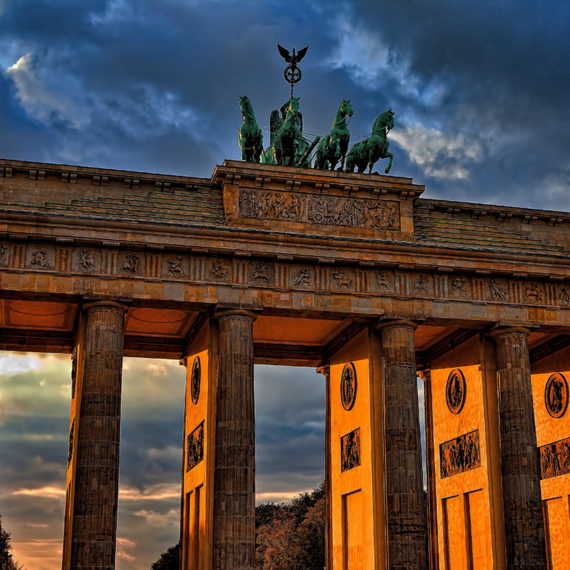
345,109,395,174
238,44,396,174
313,99,354,171
262,97,317,168
238,95,263,163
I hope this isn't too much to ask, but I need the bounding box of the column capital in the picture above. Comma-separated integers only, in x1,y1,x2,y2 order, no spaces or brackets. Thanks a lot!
374,318,418,331
316,364,330,377
488,325,530,339
82,300,129,313
213,308,258,322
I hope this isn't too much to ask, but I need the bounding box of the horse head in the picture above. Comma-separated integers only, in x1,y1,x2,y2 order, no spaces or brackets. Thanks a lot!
372,109,395,134
340,98,354,119
240,95,254,119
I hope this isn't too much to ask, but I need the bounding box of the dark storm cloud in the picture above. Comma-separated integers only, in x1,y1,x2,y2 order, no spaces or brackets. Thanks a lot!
2,0,566,209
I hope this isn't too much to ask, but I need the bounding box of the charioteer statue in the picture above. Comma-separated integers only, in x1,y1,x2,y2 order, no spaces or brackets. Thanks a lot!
238,43,395,174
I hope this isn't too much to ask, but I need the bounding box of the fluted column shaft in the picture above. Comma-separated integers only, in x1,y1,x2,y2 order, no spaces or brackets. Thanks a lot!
213,310,256,569
379,321,427,570
70,301,127,569
492,327,546,569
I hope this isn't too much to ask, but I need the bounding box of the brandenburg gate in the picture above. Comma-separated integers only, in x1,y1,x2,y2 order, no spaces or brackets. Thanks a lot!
1,156,570,568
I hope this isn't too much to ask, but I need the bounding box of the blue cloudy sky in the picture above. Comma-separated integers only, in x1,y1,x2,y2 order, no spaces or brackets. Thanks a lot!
0,0,569,568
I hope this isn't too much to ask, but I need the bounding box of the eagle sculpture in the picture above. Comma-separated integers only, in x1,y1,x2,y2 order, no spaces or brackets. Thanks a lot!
277,44,309,66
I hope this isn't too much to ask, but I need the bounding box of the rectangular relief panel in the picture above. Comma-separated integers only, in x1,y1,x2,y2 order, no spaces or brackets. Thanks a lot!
181,317,216,570
430,335,503,569
329,328,384,569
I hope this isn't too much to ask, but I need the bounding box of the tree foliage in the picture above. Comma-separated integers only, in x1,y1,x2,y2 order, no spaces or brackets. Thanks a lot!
0,515,23,570
255,481,325,569
150,482,326,569
150,541,179,570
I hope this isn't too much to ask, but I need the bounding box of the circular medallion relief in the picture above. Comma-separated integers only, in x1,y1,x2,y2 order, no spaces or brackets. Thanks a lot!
190,356,201,405
545,373,568,419
340,362,357,411
446,369,466,415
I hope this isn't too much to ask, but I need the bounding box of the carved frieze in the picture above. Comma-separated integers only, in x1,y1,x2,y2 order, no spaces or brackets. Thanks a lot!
540,437,570,479
341,427,361,472
186,421,204,471
73,248,100,273
545,373,568,419
488,278,509,301
27,245,55,269
249,262,273,286
413,274,434,296
372,269,395,293
331,268,354,291
239,188,400,230
440,429,481,478
163,255,187,278
208,259,230,281
119,252,144,275
449,276,470,299
290,265,314,289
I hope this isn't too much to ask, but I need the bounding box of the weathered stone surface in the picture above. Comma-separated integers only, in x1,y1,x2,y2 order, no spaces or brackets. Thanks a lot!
68,301,126,569
378,321,428,569
212,310,256,569
492,327,547,569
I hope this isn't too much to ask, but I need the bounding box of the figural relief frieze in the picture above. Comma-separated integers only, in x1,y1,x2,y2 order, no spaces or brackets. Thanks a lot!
238,188,400,230
208,260,229,281
27,246,55,269
341,427,361,472
440,429,481,478
524,282,544,302
414,274,433,296
72,248,100,273
450,277,470,298
68,419,75,465
559,287,570,306
290,266,314,288
190,356,201,405
446,369,466,415
249,262,272,285
186,421,205,471
120,252,142,274
545,373,568,419
540,437,570,480
331,268,354,290
166,255,185,277
340,362,357,411
488,279,508,301
374,270,394,293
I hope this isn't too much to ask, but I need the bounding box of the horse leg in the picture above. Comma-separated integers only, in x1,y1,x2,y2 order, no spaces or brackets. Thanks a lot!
384,152,394,174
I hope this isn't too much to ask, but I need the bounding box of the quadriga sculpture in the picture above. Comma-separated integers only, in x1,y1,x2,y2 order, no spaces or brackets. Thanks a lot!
313,99,354,171
238,95,263,163
345,109,394,174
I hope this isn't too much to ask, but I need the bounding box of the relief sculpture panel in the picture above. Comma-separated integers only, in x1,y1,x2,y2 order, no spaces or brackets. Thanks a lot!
186,421,205,471
238,188,400,230
440,429,481,478
540,437,570,479
341,427,361,472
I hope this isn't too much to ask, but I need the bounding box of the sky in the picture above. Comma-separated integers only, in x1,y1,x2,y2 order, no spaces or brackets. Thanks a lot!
0,0,569,568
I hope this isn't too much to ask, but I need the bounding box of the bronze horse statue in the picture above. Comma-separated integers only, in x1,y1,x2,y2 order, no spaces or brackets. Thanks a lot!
314,99,353,171
345,109,394,174
238,95,263,163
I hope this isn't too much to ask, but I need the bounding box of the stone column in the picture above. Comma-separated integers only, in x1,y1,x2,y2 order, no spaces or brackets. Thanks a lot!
378,320,427,570
317,365,332,570
70,301,127,568
213,310,256,569
490,327,546,568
